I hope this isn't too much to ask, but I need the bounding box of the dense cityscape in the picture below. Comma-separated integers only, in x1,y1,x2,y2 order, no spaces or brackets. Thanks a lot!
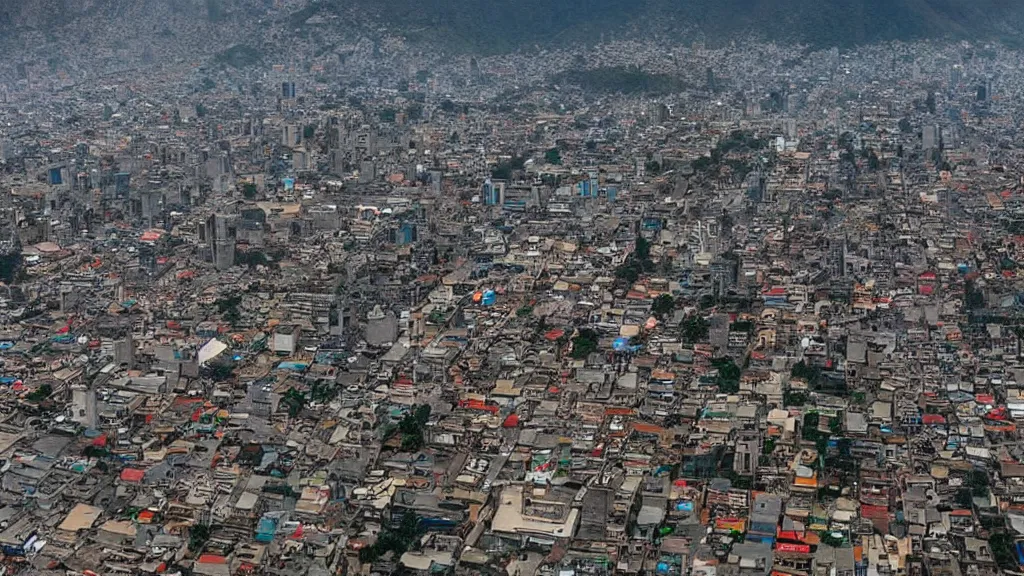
3,2,1024,576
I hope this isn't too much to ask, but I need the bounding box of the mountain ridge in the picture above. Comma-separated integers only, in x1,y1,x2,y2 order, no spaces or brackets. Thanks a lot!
2,0,1023,63
348,0,1024,52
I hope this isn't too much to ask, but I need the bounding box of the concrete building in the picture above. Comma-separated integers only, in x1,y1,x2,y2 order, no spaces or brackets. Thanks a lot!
923,125,940,150
273,325,299,356
205,213,237,271
365,304,398,347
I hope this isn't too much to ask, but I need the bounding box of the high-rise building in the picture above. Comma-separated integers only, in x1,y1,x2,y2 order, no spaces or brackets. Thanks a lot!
48,165,69,186
392,222,417,245
365,305,398,347
138,243,157,275
281,81,296,99
783,118,798,140
281,124,301,147
430,170,442,195
359,160,376,184
922,125,940,150
950,65,962,87
483,178,503,205
576,171,599,198
139,190,162,228
206,213,237,271
648,103,669,124
115,172,131,198
293,150,309,171
70,383,97,429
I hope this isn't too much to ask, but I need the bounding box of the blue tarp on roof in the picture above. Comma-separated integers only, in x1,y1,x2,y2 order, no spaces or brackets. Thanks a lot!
255,516,278,543
481,290,497,306
613,337,641,353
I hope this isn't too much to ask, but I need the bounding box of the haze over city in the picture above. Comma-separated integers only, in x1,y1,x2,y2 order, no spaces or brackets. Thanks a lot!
0,2,1023,576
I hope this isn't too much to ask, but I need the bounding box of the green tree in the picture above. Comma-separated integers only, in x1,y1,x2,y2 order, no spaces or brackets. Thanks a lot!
791,360,821,387
491,162,513,180
730,320,754,333
803,413,820,440
0,252,22,284
968,468,991,498
819,531,845,547
615,261,641,284
189,522,212,551
208,363,234,381
27,384,53,403
310,381,338,403
681,315,709,343
829,417,842,435
544,148,562,165
783,390,808,406
954,488,973,509
282,388,306,418
396,404,431,451
303,125,316,139
359,513,423,563
241,183,258,199
989,532,1019,570
652,294,675,317
635,236,651,260
712,357,741,393
964,280,985,309
571,329,600,359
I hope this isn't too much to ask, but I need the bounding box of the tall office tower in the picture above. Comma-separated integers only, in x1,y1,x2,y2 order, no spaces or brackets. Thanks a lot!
922,125,940,151
648,103,669,124
207,213,237,271
282,124,301,147
139,190,162,228
482,178,503,205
